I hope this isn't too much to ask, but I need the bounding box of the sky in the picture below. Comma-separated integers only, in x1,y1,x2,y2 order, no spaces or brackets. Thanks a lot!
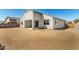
0,9,25,21
0,9,79,21
35,9,79,21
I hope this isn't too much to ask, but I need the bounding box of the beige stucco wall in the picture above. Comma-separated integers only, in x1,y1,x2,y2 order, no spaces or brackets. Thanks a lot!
33,12,44,28
43,14,53,29
20,10,44,28
53,17,65,29
20,10,33,28
43,14,65,29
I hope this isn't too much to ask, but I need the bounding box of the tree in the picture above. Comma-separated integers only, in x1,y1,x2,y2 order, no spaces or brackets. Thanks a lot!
74,18,79,23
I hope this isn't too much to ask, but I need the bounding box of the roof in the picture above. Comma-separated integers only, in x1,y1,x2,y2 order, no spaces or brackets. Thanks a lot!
5,17,21,21
43,14,66,22
33,11,43,15
25,9,43,15
53,16,66,22
25,10,66,22
7,17,20,20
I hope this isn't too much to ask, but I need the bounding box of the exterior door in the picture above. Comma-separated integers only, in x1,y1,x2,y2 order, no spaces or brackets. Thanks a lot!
35,21,39,28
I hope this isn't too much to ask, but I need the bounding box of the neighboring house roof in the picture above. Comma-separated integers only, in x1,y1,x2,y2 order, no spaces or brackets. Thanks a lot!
4,17,21,22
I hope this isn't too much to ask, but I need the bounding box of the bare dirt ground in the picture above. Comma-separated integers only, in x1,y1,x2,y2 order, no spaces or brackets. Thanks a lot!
0,28,79,50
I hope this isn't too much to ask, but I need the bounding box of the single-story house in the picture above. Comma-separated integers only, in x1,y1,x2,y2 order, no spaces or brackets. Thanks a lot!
20,10,66,29
0,17,20,28
43,14,66,29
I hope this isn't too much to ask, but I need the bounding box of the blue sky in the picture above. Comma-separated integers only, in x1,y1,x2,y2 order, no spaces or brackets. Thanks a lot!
0,9,25,21
0,9,79,21
35,9,79,21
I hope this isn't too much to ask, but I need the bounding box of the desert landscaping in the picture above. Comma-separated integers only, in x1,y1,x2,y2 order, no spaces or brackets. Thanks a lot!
0,9,79,50
0,28,79,50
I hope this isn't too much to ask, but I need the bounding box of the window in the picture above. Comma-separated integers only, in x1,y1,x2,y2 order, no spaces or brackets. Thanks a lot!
44,20,49,25
44,20,46,25
21,21,23,25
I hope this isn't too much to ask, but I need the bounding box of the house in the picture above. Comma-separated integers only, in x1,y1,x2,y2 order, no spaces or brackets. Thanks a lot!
0,21,4,24
0,17,20,28
20,10,66,29
4,17,20,24
67,21,75,28
43,14,66,29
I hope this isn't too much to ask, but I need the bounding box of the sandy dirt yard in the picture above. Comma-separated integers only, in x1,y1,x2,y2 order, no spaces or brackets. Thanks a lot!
0,28,79,50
